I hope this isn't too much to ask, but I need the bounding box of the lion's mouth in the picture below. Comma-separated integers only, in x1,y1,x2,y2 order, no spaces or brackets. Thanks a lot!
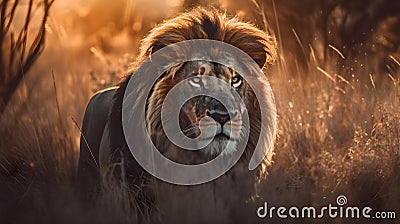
214,132,230,139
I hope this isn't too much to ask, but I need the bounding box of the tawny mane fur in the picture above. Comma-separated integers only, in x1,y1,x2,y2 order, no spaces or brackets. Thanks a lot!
107,6,277,183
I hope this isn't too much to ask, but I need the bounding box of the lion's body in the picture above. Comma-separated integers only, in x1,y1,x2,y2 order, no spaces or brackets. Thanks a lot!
77,88,115,188
77,7,277,210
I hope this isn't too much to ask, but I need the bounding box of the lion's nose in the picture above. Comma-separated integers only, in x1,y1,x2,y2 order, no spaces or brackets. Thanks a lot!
207,110,236,125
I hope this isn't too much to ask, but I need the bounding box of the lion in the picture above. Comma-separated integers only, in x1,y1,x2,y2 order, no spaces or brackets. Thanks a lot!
77,6,277,212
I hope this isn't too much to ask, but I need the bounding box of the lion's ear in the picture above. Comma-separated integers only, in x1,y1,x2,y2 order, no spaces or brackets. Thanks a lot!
225,24,277,69
143,39,169,60
148,42,166,56
166,63,184,79
250,35,278,69
251,51,268,69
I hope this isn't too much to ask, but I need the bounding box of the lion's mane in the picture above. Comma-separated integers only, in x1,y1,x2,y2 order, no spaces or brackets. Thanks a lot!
108,6,277,182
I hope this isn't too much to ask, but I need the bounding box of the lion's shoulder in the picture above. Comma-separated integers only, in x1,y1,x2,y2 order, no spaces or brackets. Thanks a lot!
84,87,117,132
77,87,117,188
91,87,118,105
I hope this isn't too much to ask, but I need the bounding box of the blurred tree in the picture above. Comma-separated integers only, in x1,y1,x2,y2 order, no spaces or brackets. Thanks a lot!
231,0,400,77
0,0,55,115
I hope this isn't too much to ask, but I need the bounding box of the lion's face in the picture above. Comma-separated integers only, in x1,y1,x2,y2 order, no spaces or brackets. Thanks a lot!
177,61,248,156
147,60,255,158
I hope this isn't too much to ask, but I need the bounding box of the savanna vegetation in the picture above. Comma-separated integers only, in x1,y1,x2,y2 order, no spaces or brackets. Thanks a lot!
0,0,399,223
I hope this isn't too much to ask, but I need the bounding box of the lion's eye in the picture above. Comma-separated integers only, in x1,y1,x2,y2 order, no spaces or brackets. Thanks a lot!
189,77,202,88
231,76,242,88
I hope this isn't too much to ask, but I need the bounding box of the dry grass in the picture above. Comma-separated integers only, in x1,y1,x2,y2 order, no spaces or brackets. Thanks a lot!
0,0,399,223
0,0,55,114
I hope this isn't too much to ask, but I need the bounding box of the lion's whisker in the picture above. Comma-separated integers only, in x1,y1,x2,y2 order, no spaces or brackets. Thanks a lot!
175,123,200,137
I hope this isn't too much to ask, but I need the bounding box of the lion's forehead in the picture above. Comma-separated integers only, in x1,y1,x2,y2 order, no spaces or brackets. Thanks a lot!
182,60,237,80
190,51,238,66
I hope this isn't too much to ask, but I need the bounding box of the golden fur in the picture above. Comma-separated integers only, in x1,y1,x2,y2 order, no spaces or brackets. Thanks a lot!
107,6,277,180
78,7,278,204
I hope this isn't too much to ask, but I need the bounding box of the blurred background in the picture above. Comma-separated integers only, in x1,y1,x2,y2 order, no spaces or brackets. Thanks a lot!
0,0,399,223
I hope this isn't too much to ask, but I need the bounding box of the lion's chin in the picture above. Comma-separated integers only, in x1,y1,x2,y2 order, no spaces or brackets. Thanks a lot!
200,137,238,156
